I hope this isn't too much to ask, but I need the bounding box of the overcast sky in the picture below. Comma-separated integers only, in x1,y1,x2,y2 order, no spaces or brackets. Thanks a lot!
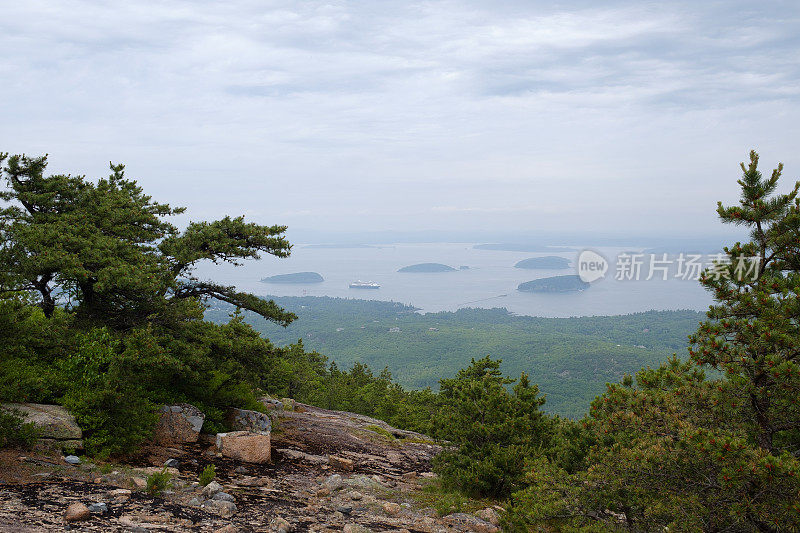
2,1,799,242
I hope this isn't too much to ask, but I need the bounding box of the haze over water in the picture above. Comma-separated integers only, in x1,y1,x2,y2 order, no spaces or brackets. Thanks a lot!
194,243,713,318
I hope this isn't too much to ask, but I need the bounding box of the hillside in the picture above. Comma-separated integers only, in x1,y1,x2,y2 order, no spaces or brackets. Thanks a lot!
206,297,702,418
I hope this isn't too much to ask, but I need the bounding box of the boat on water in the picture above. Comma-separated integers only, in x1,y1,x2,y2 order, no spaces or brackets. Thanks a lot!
349,280,380,289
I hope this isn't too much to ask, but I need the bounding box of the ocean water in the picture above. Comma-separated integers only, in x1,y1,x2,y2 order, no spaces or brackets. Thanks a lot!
192,243,713,318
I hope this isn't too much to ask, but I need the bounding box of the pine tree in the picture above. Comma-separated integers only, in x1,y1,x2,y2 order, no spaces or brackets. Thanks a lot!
0,153,296,329
689,150,800,454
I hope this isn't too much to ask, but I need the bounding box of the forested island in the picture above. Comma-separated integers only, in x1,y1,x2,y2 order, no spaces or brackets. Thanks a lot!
517,274,589,293
514,256,571,269
260,272,324,284
398,263,456,273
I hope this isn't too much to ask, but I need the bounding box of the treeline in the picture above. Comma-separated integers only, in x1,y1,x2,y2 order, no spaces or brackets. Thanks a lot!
207,298,702,418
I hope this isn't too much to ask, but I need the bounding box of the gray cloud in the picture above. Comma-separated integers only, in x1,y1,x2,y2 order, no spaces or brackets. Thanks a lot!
1,0,799,239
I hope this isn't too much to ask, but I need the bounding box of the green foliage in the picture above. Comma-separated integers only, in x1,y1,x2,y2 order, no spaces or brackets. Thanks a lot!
214,297,702,418
432,356,553,498
505,152,800,531
0,408,39,449
0,153,302,455
690,150,800,454
0,152,294,328
199,464,216,486
146,468,172,496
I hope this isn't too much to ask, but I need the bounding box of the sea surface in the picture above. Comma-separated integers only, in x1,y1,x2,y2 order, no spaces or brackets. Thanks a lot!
192,243,713,318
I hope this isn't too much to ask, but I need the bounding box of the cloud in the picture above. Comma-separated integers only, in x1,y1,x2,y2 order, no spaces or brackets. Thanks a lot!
1,1,799,237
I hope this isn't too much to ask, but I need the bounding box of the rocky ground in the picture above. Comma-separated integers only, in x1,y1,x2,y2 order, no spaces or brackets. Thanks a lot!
0,402,502,532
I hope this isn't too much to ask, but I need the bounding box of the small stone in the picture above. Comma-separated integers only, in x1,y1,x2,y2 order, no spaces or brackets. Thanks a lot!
203,499,237,517
64,455,81,465
132,477,147,490
64,502,90,522
323,474,343,491
316,486,331,497
164,458,180,468
336,505,353,515
234,465,249,474
382,502,401,516
201,480,223,498
342,524,371,533
108,488,131,497
238,475,270,487
213,492,236,503
187,497,202,507
444,513,499,533
271,517,292,533
87,502,107,514
214,525,238,533
328,455,354,472
348,491,363,501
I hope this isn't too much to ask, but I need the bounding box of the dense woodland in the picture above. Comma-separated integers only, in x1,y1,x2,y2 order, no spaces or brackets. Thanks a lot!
207,299,702,418
2,151,800,531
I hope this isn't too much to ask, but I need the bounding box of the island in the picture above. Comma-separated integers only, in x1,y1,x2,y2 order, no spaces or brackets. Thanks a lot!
517,275,589,293
260,272,324,284
475,243,572,252
398,263,457,273
514,256,571,270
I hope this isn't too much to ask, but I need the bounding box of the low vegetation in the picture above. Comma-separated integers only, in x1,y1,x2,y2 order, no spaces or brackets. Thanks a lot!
199,464,216,486
0,408,39,449
146,468,172,496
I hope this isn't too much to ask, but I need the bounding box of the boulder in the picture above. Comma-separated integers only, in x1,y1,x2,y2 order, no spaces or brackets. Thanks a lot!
323,474,343,491
3,403,83,450
212,492,236,503
216,431,271,463
259,397,284,410
226,408,271,434
271,517,292,533
203,499,237,517
201,480,223,498
476,507,501,526
153,404,204,445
